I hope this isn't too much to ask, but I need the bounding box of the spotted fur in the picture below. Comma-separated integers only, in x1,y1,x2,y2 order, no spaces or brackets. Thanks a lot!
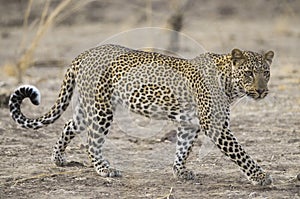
9,44,274,185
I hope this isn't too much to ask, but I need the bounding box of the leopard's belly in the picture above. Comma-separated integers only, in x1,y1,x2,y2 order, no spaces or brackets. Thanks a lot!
112,64,199,125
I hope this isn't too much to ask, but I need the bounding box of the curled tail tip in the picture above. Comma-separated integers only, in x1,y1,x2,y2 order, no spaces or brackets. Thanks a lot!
11,85,41,106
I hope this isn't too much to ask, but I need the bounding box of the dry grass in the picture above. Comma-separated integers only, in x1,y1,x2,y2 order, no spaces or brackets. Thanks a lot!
157,187,175,199
4,0,72,83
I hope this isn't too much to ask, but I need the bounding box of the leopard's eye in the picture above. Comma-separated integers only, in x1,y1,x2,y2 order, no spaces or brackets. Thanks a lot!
263,71,270,76
244,71,253,77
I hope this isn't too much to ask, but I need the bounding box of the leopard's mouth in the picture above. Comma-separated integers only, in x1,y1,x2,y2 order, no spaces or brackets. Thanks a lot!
246,89,268,100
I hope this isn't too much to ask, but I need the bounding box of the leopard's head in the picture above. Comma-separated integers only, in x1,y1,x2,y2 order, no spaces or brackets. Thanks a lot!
231,49,274,100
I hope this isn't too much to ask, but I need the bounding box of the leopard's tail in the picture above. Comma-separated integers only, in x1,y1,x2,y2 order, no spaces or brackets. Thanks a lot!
9,67,76,129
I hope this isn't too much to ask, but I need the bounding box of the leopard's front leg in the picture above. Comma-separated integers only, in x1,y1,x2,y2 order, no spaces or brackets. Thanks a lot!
204,113,272,185
86,99,122,178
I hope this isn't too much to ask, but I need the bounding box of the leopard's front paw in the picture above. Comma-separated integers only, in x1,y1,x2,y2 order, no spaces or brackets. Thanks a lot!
51,151,67,166
174,169,195,180
250,172,273,186
97,167,122,177
179,170,195,180
94,159,122,177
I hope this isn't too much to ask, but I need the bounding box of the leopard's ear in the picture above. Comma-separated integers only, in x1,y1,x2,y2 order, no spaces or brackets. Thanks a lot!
231,48,245,67
264,50,274,65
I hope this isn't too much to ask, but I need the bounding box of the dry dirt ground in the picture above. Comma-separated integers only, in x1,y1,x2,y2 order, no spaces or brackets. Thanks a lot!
0,1,300,198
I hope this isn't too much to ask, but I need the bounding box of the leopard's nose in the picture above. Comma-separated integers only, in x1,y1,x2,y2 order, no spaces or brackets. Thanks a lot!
256,89,265,95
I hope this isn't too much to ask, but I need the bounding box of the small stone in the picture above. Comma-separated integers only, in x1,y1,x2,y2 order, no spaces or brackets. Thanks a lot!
297,173,300,181
0,90,10,108
287,138,300,143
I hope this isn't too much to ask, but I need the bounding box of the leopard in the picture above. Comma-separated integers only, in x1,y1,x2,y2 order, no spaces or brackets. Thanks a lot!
9,44,274,185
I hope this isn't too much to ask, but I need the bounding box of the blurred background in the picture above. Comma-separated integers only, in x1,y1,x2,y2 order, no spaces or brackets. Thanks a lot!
0,0,299,84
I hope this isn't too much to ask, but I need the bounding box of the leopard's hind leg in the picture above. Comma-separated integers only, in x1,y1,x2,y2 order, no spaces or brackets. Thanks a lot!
52,100,86,166
173,125,200,180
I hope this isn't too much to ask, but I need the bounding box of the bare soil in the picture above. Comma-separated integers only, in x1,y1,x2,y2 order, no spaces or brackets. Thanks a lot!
0,1,299,198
